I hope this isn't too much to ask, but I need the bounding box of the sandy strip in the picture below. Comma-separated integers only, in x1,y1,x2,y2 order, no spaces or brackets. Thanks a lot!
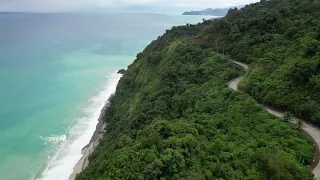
69,98,111,180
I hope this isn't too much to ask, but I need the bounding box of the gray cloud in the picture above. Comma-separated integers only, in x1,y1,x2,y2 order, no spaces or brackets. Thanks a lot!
0,0,260,12
0,0,15,4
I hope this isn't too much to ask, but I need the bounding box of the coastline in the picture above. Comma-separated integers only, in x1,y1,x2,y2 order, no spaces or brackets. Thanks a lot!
69,96,113,180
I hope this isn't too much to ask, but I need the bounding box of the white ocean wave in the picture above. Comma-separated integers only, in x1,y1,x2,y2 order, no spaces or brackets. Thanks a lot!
35,71,122,180
40,135,67,145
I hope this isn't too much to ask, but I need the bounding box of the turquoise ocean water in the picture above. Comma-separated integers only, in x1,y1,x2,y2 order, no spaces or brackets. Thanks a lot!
0,13,212,180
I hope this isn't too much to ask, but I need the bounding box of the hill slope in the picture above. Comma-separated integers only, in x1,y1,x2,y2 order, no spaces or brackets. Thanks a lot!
74,0,318,177
196,0,320,123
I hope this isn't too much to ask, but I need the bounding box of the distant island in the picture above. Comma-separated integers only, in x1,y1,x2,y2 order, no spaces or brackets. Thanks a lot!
182,5,244,16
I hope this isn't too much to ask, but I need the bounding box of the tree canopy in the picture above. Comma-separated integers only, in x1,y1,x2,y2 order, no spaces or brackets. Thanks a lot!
76,0,319,179
197,0,320,123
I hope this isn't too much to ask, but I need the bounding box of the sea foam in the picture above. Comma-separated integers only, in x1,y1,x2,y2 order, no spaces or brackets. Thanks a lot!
40,135,67,145
35,72,122,180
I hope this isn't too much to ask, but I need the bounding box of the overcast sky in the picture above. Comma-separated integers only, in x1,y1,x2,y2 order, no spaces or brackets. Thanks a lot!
0,0,260,12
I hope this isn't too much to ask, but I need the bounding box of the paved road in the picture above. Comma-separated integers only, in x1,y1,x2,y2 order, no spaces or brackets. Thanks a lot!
228,61,320,179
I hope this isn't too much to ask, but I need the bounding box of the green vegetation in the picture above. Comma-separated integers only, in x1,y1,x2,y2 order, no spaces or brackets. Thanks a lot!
76,0,320,179
283,111,292,122
197,0,320,122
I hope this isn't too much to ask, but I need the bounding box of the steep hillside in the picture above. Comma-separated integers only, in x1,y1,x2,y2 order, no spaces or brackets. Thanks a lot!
75,11,314,179
197,0,320,122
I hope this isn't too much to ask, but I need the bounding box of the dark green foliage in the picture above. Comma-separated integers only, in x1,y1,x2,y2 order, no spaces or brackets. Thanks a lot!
76,41,313,179
284,27,299,39
305,39,320,57
75,0,318,179
196,0,320,123
283,111,292,122
317,26,320,40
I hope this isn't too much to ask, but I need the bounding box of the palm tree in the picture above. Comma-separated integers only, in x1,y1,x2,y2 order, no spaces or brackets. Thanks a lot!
283,111,292,122
297,119,304,130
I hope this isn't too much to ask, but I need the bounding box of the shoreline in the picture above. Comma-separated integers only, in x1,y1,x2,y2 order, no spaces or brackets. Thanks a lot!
69,96,113,180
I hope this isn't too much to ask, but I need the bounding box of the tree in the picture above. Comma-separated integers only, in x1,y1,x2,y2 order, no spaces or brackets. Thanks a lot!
284,27,299,39
289,59,318,84
297,119,304,131
283,111,292,122
305,39,319,57
229,24,241,40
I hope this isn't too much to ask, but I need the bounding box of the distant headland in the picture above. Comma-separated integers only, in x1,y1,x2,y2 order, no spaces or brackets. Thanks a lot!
182,5,245,16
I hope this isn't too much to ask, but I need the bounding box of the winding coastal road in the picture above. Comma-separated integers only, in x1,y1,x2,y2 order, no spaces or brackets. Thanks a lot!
228,61,320,179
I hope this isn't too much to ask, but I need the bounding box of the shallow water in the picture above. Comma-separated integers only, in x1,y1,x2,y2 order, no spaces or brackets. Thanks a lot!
0,13,212,180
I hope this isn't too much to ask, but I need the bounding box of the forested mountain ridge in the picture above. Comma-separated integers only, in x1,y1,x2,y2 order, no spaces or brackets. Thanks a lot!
182,6,244,16
76,0,319,179
196,0,320,123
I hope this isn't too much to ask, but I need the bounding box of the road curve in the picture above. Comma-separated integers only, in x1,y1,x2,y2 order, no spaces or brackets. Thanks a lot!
228,61,320,179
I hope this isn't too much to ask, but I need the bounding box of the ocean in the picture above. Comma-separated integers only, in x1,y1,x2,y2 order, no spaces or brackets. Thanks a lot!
0,13,212,180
